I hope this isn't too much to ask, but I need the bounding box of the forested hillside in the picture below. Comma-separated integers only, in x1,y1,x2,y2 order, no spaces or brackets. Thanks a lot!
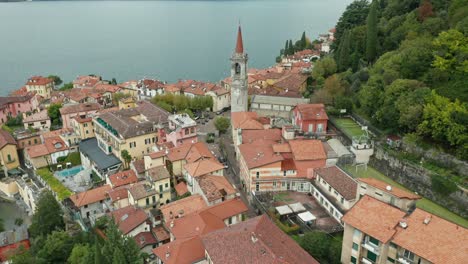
309,0,467,159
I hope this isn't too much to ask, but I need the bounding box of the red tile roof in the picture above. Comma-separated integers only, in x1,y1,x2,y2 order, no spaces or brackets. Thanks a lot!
26,76,53,86
107,186,129,202
238,143,283,169
358,178,421,200
108,170,138,188
70,185,111,207
202,215,319,264
175,182,189,196
152,226,170,242
294,104,328,120
195,175,236,202
131,159,146,175
133,231,158,249
59,103,101,115
108,205,148,235
342,196,405,243
314,166,357,200
241,129,282,145
153,236,205,264
160,194,208,222
289,140,326,161
202,197,248,221
392,208,468,264
0,130,17,149
231,112,263,130
184,159,225,178
44,136,68,154
235,25,244,53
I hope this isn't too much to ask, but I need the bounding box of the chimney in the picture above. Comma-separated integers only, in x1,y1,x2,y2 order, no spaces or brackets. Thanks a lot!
251,232,258,243
423,215,432,225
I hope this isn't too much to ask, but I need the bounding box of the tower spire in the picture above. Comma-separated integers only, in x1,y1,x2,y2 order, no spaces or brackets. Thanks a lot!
235,25,244,54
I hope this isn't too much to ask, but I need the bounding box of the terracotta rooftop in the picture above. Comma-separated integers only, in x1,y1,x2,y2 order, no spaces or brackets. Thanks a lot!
195,175,236,202
160,194,208,222
108,170,138,188
147,150,165,159
97,101,169,139
294,104,328,120
131,159,146,175
128,181,157,200
358,178,421,200
73,75,102,87
238,142,283,169
133,231,157,249
109,205,148,235
202,197,248,221
168,209,226,240
166,144,192,162
0,130,17,149
235,25,244,53
342,195,405,243
185,142,215,163
202,215,319,264
174,182,189,196
152,226,170,242
153,236,205,264
26,76,53,86
314,166,357,200
25,144,49,158
392,208,468,264
70,185,111,207
241,128,282,145
184,159,224,178
231,112,263,130
147,165,171,182
289,140,327,161
272,143,291,153
44,136,68,154
107,186,129,202
59,103,101,115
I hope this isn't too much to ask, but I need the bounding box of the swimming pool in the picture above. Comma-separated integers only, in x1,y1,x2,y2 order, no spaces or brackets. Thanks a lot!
56,166,84,177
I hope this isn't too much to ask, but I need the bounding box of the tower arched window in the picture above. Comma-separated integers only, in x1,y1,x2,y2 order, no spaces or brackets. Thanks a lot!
235,63,241,74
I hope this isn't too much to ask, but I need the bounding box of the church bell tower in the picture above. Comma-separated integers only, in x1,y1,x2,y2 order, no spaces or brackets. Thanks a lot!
230,25,248,113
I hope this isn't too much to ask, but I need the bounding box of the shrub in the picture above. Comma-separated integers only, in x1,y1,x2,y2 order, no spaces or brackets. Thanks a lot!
431,174,458,196
36,168,72,200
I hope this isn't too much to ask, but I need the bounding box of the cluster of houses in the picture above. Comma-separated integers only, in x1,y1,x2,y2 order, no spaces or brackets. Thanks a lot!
0,26,466,264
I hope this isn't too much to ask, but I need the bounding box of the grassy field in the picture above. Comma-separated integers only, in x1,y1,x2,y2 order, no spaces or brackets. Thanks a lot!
343,165,468,228
331,117,365,138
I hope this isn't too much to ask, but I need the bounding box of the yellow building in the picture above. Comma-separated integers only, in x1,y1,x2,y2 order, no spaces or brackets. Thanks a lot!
128,165,171,211
71,116,95,140
25,76,55,99
93,101,169,162
0,130,20,171
118,96,136,110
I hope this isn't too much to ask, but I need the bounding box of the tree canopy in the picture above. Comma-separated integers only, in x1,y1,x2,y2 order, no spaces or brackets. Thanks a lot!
29,190,65,238
214,116,230,134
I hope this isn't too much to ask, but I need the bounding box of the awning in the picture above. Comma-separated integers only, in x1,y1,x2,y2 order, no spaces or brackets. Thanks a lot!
298,211,316,222
275,205,293,216
275,202,306,216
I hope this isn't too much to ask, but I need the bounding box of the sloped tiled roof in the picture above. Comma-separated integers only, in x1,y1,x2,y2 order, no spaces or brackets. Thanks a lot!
289,140,326,161
195,175,236,202
109,205,148,235
342,196,405,243
0,130,17,149
184,159,224,178
70,185,111,207
358,178,421,200
314,166,357,200
108,170,138,188
202,215,319,264
294,103,328,120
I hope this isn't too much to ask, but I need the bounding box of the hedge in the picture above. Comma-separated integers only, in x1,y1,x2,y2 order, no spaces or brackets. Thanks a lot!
37,168,73,201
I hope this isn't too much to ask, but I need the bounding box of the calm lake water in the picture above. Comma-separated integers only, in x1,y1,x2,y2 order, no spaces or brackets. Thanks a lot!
0,0,352,95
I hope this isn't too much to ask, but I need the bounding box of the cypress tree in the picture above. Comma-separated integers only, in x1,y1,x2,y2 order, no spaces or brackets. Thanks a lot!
283,40,288,55
301,31,307,49
94,237,105,264
288,39,294,55
338,30,351,71
366,0,378,63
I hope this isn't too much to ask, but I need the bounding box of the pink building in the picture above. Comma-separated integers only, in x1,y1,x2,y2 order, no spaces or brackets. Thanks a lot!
292,104,328,134
165,113,198,147
0,93,39,124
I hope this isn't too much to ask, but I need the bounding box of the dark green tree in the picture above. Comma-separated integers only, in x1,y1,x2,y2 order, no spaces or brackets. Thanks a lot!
94,237,105,264
0,218,4,232
333,0,370,50
214,116,230,134
36,231,74,263
102,219,142,264
29,190,65,238
47,75,63,86
338,30,352,71
288,39,294,55
120,150,132,169
283,40,289,55
59,82,73,91
47,103,62,126
68,244,93,264
300,31,307,50
111,78,117,85
366,0,378,63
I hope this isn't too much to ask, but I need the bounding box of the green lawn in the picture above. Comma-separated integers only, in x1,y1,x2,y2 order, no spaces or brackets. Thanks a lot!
331,117,365,138
343,165,468,228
